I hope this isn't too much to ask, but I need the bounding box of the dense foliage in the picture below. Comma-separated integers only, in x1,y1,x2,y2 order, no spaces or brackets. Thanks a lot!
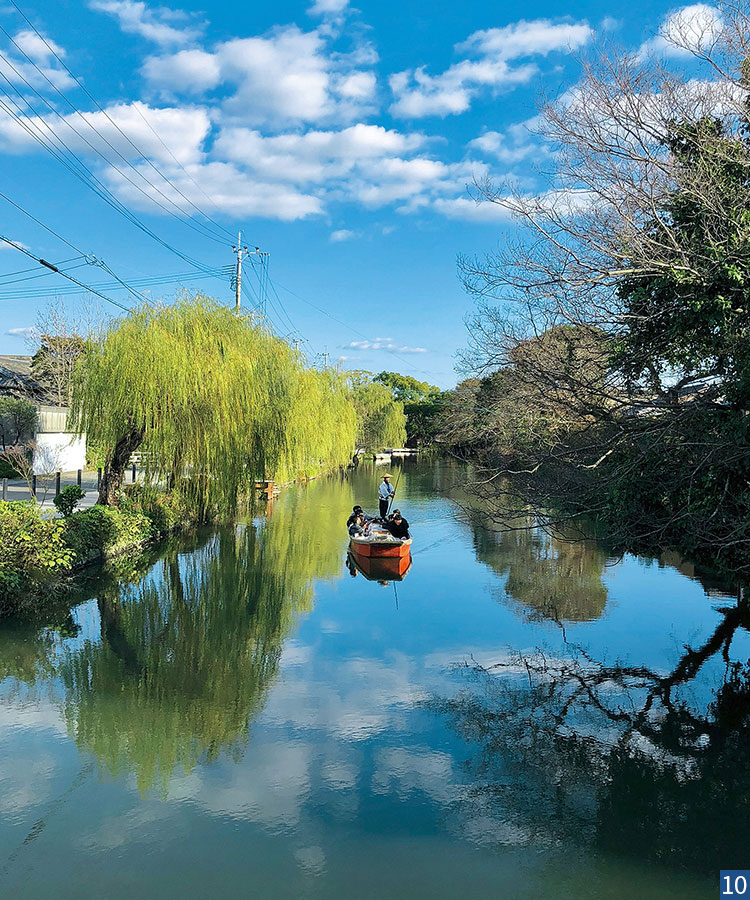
348,372,407,451
0,488,196,611
53,484,85,517
373,371,443,445
70,296,359,515
0,501,74,609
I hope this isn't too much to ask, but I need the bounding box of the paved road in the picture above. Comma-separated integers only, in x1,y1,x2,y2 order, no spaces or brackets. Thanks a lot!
1,469,124,509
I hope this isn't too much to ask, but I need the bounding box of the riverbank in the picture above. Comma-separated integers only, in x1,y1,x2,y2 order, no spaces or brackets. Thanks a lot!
0,486,198,616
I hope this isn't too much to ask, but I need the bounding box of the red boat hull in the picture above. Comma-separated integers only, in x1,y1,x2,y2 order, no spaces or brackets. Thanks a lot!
349,537,412,558
347,552,412,581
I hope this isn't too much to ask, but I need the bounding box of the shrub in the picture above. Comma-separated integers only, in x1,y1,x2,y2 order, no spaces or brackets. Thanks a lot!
123,484,191,534
63,504,154,567
0,501,74,606
53,484,85,517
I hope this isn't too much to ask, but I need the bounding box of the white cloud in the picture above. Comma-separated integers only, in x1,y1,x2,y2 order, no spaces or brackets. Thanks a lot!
105,159,323,221
89,0,202,46
0,239,29,251
330,229,357,241
346,338,428,353
456,20,593,59
0,30,75,90
469,121,547,164
308,0,349,16
214,123,426,184
390,18,592,118
145,25,377,127
6,326,35,338
142,49,221,93
432,196,514,222
12,29,66,64
638,4,723,59
0,101,210,166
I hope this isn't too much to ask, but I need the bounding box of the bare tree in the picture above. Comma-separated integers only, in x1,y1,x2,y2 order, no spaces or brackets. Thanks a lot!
455,1,750,565
31,298,101,408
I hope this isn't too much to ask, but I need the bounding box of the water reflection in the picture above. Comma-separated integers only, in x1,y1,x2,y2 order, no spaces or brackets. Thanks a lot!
431,597,750,875
57,478,354,794
472,519,609,622
0,459,744,899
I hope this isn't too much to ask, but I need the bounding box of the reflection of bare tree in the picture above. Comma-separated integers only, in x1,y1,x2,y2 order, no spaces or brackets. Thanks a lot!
432,600,750,872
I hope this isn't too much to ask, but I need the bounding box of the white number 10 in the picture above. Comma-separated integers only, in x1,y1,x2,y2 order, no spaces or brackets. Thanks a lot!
725,876,748,895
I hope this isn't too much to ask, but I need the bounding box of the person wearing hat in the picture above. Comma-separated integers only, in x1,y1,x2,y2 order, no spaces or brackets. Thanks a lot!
378,474,395,519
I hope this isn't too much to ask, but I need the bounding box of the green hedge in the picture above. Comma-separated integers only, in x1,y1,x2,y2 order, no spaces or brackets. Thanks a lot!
0,456,24,479
0,488,195,611
0,501,75,609
63,504,154,568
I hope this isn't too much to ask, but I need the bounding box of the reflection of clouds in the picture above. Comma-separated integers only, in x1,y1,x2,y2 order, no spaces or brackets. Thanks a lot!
321,758,358,791
191,742,312,829
83,803,175,853
264,653,429,741
372,747,456,805
0,697,69,821
0,694,67,736
279,641,312,667
294,844,326,877
0,750,60,820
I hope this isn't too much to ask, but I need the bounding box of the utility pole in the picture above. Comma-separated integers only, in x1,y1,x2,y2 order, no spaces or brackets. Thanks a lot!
293,338,301,353
232,230,248,313
322,351,329,369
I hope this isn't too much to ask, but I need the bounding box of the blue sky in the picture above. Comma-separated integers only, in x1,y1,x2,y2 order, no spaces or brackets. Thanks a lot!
0,0,712,386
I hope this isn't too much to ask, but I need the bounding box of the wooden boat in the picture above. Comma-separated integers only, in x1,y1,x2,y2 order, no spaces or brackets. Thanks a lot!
347,551,411,581
349,530,412,559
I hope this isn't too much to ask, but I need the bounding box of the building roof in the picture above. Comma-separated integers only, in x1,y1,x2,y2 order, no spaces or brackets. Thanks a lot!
0,354,46,400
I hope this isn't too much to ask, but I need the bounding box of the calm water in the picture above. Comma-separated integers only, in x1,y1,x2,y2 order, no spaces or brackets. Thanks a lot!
0,459,746,899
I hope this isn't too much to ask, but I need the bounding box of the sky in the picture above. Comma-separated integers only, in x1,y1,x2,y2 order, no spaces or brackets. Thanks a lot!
0,0,718,387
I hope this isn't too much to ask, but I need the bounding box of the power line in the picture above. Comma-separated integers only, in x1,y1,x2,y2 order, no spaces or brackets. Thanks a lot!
0,189,162,304
0,256,86,284
0,8,234,247
0,267,231,299
0,259,89,287
0,64,218,274
8,0,237,244
0,234,131,311
0,60,227,258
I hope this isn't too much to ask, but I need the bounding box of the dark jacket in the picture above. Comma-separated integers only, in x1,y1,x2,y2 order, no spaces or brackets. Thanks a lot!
385,517,410,539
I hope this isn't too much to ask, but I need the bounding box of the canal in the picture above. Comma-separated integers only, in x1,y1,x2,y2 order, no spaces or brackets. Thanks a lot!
0,459,745,898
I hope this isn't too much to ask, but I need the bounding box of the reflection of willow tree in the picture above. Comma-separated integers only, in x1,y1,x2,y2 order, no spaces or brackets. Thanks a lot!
0,611,78,686
59,480,351,793
471,514,608,622
434,599,750,873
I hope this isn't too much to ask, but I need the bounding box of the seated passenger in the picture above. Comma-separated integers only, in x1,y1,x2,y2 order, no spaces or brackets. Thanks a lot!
383,510,410,540
346,505,364,529
348,512,366,536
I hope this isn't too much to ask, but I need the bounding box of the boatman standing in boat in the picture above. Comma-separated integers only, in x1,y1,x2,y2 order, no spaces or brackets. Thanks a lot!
378,474,395,519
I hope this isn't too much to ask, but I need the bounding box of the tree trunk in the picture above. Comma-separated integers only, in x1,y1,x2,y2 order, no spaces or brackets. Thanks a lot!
98,424,144,506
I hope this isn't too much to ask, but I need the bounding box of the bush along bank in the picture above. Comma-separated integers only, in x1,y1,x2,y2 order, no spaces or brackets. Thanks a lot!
0,486,196,614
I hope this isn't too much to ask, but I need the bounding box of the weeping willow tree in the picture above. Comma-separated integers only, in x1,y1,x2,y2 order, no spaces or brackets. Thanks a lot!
279,367,357,483
70,295,357,515
349,376,406,452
